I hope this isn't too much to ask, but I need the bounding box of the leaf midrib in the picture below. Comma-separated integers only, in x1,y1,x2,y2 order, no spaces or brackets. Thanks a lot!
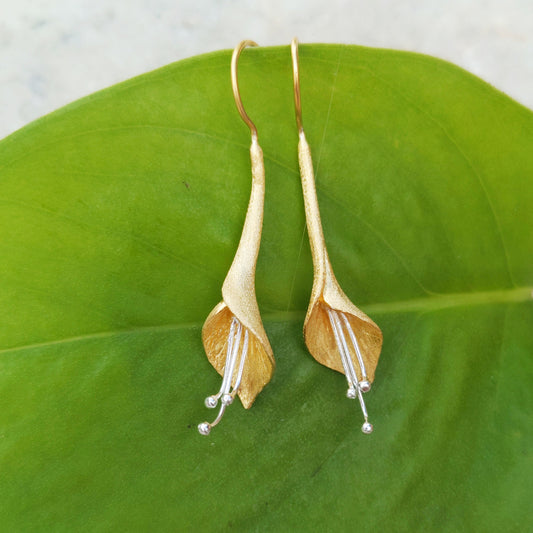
1,286,530,357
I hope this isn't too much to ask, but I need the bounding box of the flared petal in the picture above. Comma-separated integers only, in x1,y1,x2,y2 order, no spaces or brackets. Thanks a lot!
202,301,274,409
304,251,382,382
298,131,382,383
201,138,274,410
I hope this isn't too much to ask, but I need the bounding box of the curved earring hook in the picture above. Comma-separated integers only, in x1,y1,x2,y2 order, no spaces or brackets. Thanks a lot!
231,40,259,139
291,37,303,134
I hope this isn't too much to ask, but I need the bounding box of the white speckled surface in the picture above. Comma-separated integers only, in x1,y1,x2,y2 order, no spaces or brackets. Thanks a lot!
1,0,532,139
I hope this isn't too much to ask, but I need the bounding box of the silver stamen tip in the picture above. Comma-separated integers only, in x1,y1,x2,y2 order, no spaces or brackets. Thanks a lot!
205,396,218,408
361,421,373,434
359,380,371,393
198,422,211,435
221,393,234,406
346,387,357,399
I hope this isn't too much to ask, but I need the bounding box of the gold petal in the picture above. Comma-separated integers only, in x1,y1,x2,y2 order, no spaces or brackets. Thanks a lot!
298,132,382,382
201,139,274,409
202,301,274,409
304,254,382,382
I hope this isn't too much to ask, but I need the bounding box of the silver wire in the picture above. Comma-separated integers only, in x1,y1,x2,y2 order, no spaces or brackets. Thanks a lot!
327,308,355,388
200,317,251,433
328,308,371,424
213,317,238,401
220,320,242,396
232,328,249,395
340,312,368,381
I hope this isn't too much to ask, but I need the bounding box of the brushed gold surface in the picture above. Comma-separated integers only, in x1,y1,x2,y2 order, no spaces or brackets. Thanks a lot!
202,138,274,409
298,132,383,381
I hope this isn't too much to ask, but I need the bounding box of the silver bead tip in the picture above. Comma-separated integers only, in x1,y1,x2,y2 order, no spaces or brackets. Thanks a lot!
205,396,218,408
359,380,371,393
221,393,234,405
198,422,211,435
361,421,373,434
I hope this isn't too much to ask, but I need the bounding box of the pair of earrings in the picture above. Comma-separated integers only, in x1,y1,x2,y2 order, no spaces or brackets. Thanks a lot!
198,39,383,436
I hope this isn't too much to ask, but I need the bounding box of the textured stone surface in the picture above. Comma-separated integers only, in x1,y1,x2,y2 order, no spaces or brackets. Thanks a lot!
1,0,532,139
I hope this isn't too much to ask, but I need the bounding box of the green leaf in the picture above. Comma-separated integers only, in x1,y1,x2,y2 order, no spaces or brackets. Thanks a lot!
0,44,532,531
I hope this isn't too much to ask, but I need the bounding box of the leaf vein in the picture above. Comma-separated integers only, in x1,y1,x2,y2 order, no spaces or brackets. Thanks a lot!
0,287,530,357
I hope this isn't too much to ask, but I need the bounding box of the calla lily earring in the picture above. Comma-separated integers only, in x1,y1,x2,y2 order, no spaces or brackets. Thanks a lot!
291,38,383,434
198,41,274,436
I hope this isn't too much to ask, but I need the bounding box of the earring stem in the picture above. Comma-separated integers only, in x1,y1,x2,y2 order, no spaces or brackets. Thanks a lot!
231,40,259,140
291,38,304,134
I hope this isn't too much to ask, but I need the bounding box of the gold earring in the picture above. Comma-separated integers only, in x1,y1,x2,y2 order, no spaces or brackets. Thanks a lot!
198,41,274,436
291,38,383,434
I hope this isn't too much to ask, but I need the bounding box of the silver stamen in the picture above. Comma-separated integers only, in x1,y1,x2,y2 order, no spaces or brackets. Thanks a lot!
327,308,373,434
340,312,371,392
327,309,355,389
198,317,250,435
231,328,249,396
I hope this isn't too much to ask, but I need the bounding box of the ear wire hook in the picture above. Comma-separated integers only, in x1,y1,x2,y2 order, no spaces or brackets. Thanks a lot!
291,37,303,135
231,40,259,140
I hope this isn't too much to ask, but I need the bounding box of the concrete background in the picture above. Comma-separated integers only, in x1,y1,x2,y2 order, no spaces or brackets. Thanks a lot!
1,0,532,140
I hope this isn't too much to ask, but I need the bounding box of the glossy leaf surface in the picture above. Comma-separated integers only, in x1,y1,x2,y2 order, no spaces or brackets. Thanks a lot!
0,45,531,531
